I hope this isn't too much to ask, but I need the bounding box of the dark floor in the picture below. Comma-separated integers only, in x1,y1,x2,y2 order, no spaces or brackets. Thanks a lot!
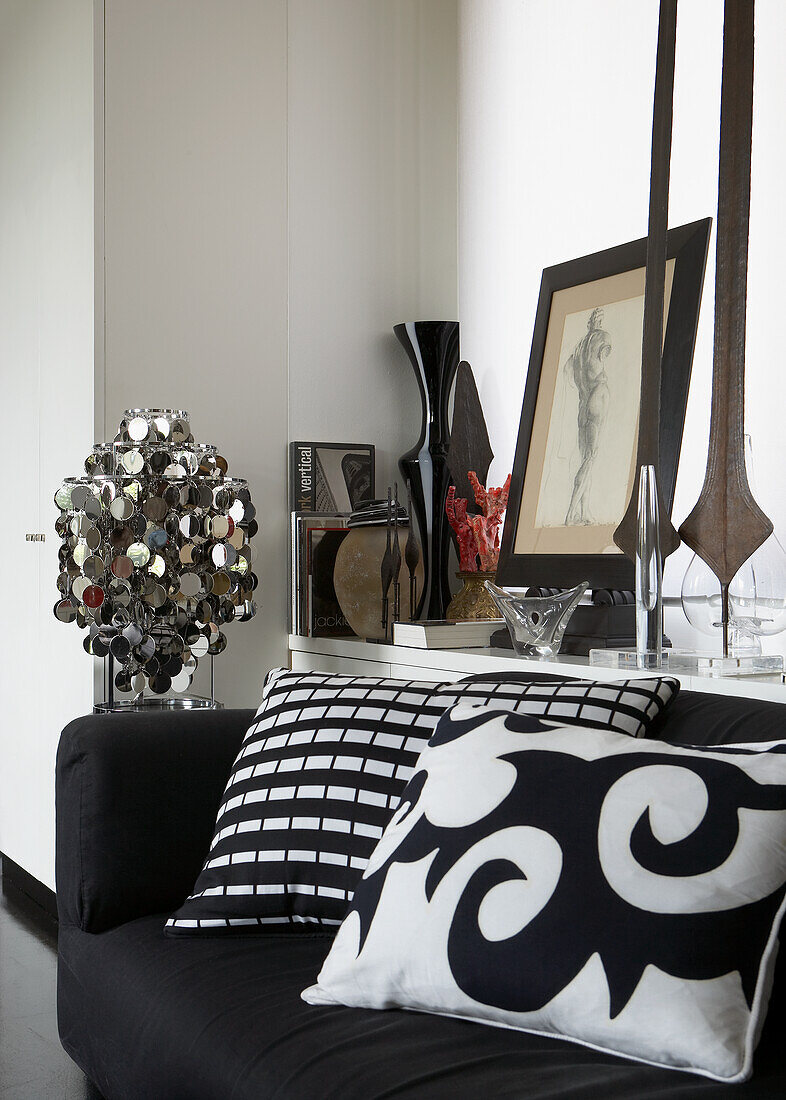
0,868,103,1099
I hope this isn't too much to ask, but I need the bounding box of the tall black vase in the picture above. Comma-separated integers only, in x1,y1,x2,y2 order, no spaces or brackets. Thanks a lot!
394,321,459,620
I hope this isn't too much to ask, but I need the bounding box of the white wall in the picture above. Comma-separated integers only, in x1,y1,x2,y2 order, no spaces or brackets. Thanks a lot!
458,0,785,648
0,0,95,889
101,0,290,706
287,0,459,490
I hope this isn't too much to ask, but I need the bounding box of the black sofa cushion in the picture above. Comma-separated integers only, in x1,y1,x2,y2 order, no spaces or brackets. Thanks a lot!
58,914,786,1100
305,704,786,1083
56,708,252,934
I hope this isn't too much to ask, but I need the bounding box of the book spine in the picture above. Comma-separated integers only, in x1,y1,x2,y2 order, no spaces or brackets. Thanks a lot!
289,442,315,511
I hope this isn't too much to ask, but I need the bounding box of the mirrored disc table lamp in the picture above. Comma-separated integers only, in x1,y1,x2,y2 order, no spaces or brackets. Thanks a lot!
54,409,258,711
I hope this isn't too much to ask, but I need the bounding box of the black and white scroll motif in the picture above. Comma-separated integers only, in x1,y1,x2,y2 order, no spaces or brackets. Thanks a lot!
304,705,786,1083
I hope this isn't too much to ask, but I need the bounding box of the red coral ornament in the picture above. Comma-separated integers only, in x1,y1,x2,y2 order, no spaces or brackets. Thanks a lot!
466,472,511,572
445,485,479,571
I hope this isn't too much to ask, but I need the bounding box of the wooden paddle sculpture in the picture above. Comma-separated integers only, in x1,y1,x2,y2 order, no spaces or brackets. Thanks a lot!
614,0,680,562
679,0,773,655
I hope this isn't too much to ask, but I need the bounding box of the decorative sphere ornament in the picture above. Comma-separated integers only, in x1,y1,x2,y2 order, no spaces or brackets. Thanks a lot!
54,409,257,704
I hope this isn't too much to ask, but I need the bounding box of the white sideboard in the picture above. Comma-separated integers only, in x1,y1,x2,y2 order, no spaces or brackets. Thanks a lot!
289,635,786,704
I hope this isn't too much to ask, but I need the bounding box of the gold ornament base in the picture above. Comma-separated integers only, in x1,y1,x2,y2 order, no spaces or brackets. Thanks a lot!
446,571,499,621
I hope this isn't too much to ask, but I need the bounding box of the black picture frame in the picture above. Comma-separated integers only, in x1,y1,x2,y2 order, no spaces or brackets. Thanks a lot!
497,217,711,591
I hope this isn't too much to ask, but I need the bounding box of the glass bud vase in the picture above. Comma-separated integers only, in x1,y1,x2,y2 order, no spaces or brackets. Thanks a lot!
635,464,663,667
484,580,587,657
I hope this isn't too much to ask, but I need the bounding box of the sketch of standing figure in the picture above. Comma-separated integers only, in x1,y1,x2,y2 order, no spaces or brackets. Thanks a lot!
564,307,612,525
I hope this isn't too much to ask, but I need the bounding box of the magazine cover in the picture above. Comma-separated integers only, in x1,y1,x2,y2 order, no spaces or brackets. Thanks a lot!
289,513,353,636
289,442,375,513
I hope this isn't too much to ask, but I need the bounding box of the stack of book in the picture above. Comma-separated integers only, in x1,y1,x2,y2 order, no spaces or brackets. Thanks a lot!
392,619,504,649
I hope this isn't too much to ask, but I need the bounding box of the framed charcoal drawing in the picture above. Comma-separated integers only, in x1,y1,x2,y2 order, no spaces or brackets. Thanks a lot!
497,217,711,591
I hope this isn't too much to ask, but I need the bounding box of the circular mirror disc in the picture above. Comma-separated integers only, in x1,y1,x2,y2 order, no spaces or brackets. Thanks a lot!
73,543,88,567
121,450,144,474
128,416,149,442
83,585,105,609
212,571,230,596
54,484,73,511
83,555,105,579
171,419,190,443
115,670,133,693
171,670,192,694
109,526,132,551
146,527,168,551
70,485,90,511
85,526,101,550
196,599,213,624
148,554,166,578
150,450,172,475
211,544,228,568
111,555,133,579
55,599,77,623
110,496,134,521
149,673,172,695
145,584,166,608
110,634,131,661
212,516,230,540
143,496,167,522
123,623,143,646
71,576,91,601
178,571,201,598
128,542,151,568
190,635,209,658
179,514,200,539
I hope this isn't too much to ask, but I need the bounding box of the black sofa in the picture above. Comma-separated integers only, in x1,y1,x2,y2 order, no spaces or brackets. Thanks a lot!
56,682,786,1099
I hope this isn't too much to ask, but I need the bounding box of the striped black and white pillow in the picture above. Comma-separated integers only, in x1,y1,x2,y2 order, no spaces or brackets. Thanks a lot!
165,668,449,934
166,668,678,935
437,675,679,739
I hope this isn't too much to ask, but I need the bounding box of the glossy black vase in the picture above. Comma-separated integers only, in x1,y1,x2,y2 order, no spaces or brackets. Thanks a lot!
394,321,459,620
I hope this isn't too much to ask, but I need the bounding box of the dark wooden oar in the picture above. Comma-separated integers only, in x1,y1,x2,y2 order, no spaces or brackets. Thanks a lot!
679,0,772,655
614,0,680,562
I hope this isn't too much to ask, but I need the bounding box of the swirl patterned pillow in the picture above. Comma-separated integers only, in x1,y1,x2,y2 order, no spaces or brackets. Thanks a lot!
303,704,786,1083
